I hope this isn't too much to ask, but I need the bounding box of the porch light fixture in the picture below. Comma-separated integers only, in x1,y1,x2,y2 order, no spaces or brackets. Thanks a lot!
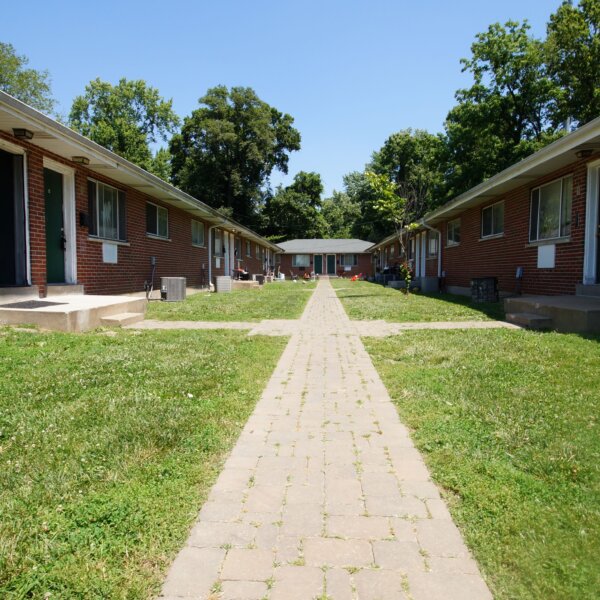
71,156,90,165
575,148,593,159
12,128,33,140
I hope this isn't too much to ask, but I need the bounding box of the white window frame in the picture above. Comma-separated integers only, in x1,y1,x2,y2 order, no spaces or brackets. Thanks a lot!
529,175,573,243
427,231,439,257
292,254,310,267
146,201,168,239
89,179,127,242
246,240,252,257
447,218,460,246
340,254,358,267
481,201,504,239
191,220,205,247
213,228,223,256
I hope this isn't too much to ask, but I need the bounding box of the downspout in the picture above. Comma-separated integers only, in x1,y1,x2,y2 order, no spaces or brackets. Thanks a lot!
207,221,227,291
421,220,443,278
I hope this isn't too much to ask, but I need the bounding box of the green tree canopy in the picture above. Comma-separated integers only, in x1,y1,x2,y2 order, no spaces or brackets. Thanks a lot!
546,0,600,127
321,191,361,238
170,86,301,225
444,20,561,198
69,78,179,179
0,42,54,113
261,171,326,240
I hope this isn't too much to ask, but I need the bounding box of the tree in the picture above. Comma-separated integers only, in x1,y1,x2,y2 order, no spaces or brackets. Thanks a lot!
343,171,394,242
170,86,301,225
444,21,560,198
321,191,361,238
0,42,54,113
371,129,447,214
546,0,600,127
366,172,419,289
261,171,326,240
69,78,179,179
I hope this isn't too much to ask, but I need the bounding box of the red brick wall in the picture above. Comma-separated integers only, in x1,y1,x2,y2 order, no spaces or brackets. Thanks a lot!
0,131,274,296
438,158,592,296
279,253,373,278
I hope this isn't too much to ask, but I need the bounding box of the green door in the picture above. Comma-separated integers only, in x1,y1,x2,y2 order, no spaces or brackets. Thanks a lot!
314,254,323,274
327,254,336,275
44,169,66,284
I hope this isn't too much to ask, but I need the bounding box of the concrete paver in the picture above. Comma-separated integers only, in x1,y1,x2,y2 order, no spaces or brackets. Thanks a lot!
158,280,492,599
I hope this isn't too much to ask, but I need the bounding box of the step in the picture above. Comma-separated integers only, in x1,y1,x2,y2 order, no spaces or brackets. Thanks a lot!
101,312,145,327
576,283,600,297
506,312,553,330
47,284,84,296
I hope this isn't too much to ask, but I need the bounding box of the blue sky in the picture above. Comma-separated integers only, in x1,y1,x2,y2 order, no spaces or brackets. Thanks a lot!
1,0,561,196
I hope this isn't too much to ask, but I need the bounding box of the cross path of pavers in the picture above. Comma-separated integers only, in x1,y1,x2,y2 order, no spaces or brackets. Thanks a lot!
158,280,494,600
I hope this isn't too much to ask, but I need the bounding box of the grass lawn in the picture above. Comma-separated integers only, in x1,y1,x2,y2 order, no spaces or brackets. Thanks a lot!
332,279,504,321
147,280,316,322
364,329,600,599
0,327,286,599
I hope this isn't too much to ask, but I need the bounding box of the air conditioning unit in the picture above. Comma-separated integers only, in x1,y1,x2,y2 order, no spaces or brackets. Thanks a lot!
160,277,186,302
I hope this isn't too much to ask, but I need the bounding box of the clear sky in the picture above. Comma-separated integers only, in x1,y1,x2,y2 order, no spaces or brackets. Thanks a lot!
1,0,562,196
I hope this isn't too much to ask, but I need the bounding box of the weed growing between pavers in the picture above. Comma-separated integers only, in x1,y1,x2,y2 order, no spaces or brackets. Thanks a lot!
364,328,600,600
0,327,286,599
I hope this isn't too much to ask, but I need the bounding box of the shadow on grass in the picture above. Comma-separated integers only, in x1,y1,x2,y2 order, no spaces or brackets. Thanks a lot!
421,291,506,320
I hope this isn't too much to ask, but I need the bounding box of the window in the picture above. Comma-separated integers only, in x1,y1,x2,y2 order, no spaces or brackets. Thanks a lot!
408,237,415,260
213,229,223,256
235,237,241,258
88,180,126,241
146,202,168,238
481,201,504,238
340,254,358,266
191,220,205,246
530,176,572,242
447,219,460,246
246,240,252,257
292,254,310,267
427,231,439,257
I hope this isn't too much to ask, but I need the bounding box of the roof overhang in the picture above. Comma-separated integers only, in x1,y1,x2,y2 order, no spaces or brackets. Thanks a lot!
423,116,600,226
0,91,279,252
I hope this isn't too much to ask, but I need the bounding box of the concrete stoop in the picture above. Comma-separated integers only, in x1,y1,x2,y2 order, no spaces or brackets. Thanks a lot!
231,280,260,291
100,312,145,327
0,295,147,332
504,295,600,334
506,312,553,330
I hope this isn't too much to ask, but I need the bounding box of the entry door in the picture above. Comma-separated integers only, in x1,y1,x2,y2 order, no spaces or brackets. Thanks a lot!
314,254,323,274
326,254,336,274
0,150,27,285
44,169,66,284
223,231,230,276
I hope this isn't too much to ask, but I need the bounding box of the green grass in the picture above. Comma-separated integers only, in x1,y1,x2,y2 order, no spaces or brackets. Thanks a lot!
0,327,286,599
147,280,316,322
331,279,504,321
364,329,600,599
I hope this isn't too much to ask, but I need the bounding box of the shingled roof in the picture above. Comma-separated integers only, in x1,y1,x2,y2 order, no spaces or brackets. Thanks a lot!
277,239,374,253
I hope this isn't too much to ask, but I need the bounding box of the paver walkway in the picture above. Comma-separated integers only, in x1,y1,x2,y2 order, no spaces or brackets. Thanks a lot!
159,280,492,600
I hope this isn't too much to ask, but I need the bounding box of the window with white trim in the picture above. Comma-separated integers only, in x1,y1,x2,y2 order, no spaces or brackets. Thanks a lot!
340,254,358,266
481,201,504,238
447,219,460,246
427,231,439,257
191,220,205,246
88,180,127,241
246,240,252,257
292,254,310,267
529,175,572,242
146,202,168,238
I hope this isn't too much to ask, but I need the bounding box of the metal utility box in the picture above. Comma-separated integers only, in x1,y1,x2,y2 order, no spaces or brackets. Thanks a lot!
471,277,498,302
160,277,186,301
215,276,232,293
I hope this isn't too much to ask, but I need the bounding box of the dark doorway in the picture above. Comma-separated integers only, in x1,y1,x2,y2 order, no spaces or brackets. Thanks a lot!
44,168,66,284
326,254,336,275
314,254,323,275
0,149,27,286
